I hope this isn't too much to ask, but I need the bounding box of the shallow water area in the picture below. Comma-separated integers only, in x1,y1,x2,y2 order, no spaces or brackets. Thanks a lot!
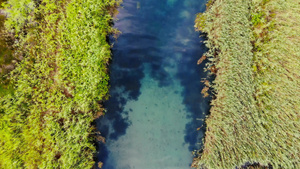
96,0,209,169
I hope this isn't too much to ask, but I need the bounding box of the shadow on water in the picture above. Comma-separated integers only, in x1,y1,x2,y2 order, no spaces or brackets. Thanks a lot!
96,0,210,168
176,43,210,151
96,35,171,167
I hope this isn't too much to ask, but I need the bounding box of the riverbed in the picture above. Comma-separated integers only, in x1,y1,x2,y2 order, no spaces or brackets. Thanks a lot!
96,0,209,168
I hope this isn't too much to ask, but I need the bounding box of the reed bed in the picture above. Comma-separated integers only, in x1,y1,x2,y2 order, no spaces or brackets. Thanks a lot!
194,0,300,168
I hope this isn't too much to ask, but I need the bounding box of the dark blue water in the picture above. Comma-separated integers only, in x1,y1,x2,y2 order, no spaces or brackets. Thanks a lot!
96,0,209,168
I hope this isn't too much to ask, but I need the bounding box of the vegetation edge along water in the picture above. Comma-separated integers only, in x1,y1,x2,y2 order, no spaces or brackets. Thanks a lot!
1,0,299,168
193,0,299,168
0,0,121,168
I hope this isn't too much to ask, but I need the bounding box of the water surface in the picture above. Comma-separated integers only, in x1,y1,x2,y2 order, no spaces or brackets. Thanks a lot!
97,0,209,168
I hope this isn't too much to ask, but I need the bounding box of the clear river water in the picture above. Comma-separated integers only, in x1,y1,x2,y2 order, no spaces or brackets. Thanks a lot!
96,0,209,168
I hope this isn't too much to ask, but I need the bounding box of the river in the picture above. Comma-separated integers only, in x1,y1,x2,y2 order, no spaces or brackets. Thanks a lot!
96,0,209,168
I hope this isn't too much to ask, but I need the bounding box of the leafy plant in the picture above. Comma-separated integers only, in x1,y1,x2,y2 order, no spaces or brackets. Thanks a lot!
0,0,121,168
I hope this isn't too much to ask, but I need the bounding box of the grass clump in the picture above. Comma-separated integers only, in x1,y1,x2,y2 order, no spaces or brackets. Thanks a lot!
0,0,15,96
193,0,299,168
0,0,121,168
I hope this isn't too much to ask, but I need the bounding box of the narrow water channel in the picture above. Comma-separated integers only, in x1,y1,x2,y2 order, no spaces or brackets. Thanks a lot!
96,0,209,168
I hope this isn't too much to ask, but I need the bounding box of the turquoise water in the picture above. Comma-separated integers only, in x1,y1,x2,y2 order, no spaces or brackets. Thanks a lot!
96,0,209,168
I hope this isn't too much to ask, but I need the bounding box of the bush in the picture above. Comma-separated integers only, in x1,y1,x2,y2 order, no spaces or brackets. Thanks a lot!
0,0,121,168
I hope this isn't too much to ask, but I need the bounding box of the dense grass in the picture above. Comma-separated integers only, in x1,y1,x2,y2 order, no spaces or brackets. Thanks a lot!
0,0,15,96
0,0,120,168
193,0,299,168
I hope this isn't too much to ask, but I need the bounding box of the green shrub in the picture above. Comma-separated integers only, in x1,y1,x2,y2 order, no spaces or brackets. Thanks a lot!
0,0,121,168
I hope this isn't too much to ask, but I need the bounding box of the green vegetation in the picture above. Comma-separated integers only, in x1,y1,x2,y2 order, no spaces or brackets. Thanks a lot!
194,0,299,168
0,0,15,96
0,0,121,168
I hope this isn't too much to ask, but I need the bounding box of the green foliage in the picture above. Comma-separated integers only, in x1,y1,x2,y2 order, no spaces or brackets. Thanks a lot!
251,12,263,26
0,4,15,97
2,0,35,35
0,0,121,168
194,13,206,32
194,0,300,168
205,0,215,9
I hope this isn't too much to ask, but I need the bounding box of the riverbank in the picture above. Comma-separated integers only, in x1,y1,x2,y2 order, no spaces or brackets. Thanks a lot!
0,0,120,168
194,0,299,168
